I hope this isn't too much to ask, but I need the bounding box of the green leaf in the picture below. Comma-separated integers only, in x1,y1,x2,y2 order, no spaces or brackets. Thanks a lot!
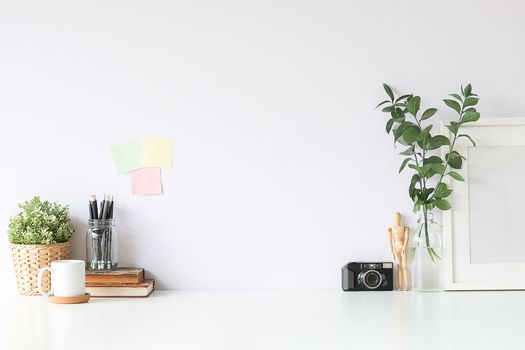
395,94,412,102
407,96,421,116
396,136,410,146
417,125,432,147
434,198,451,210
421,124,433,135
446,122,459,135
422,187,434,199
458,134,476,146
399,147,415,156
425,169,437,178
393,133,403,145
408,185,415,198
417,140,429,151
421,108,438,120
464,97,479,107
447,153,462,169
390,109,399,119
386,119,395,133
399,158,412,173
389,103,408,108
410,187,422,202
402,125,420,143
393,121,417,144
462,111,480,123
376,100,390,109
443,99,461,114
432,163,445,173
382,106,393,113
391,108,405,122
434,183,453,198
393,122,408,143
447,171,465,181
383,83,394,101
409,180,420,198
410,174,420,185
423,156,442,165
419,164,434,177
463,84,472,97
429,135,450,150
449,93,463,102
408,164,433,177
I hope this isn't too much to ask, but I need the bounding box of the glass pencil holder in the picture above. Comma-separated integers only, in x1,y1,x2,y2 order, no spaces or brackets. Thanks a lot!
86,219,118,271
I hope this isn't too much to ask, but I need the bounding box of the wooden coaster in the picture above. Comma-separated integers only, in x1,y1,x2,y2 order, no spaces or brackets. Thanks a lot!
48,293,90,304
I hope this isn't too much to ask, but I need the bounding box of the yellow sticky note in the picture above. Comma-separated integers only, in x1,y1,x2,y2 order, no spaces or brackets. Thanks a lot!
142,137,173,168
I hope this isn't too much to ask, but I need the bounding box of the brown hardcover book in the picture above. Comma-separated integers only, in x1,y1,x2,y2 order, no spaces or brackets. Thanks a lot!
86,279,155,297
85,268,144,284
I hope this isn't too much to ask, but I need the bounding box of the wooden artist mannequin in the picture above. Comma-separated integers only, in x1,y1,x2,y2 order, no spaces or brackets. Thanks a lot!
388,212,409,291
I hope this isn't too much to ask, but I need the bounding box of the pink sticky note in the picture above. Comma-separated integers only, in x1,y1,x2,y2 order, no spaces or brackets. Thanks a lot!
130,168,162,195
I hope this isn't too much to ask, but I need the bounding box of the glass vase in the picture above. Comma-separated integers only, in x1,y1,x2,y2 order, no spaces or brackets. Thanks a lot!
410,210,442,291
86,219,118,271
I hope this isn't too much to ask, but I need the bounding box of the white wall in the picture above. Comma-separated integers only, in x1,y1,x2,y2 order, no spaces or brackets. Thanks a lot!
1,0,524,291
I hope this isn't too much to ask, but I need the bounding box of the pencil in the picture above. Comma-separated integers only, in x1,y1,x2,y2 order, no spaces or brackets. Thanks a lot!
99,195,106,220
93,195,98,220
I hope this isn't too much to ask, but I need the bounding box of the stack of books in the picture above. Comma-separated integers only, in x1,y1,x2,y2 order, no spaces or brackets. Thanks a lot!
85,268,155,297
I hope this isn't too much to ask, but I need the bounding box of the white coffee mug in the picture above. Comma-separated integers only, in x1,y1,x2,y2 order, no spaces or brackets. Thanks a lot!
37,260,85,297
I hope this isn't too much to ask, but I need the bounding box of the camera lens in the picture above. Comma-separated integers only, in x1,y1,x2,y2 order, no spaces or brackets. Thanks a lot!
359,270,382,289
365,272,380,287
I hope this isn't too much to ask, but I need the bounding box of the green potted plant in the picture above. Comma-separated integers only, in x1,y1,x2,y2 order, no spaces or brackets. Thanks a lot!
8,196,74,295
377,84,480,291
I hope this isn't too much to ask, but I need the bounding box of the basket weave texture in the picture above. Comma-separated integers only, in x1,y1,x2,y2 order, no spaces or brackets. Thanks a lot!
10,242,70,296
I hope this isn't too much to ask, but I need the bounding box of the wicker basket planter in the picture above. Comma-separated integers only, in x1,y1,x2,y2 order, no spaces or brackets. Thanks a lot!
10,242,70,296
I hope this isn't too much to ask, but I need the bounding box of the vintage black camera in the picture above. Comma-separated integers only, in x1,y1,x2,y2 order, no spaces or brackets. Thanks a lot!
342,262,394,291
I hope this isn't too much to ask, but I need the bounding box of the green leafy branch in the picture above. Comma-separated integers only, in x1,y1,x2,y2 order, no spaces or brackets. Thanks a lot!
377,83,479,213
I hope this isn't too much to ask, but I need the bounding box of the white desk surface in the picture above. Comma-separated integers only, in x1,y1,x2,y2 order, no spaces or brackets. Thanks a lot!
0,289,519,350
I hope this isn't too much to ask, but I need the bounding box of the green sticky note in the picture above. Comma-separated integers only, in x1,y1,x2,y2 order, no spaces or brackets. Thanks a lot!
142,137,173,168
110,140,143,175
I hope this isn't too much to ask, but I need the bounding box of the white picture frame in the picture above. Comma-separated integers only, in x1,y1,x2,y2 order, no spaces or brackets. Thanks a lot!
443,118,525,290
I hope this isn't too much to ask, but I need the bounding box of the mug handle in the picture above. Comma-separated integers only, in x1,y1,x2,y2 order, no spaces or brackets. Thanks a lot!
37,267,53,296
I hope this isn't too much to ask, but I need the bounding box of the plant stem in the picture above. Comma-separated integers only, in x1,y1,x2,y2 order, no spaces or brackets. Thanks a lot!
422,207,436,263
410,114,427,207
428,103,465,202
412,152,426,205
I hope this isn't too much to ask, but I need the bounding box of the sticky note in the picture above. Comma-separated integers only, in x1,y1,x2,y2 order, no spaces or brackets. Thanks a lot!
142,137,172,168
130,168,162,195
110,140,143,175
